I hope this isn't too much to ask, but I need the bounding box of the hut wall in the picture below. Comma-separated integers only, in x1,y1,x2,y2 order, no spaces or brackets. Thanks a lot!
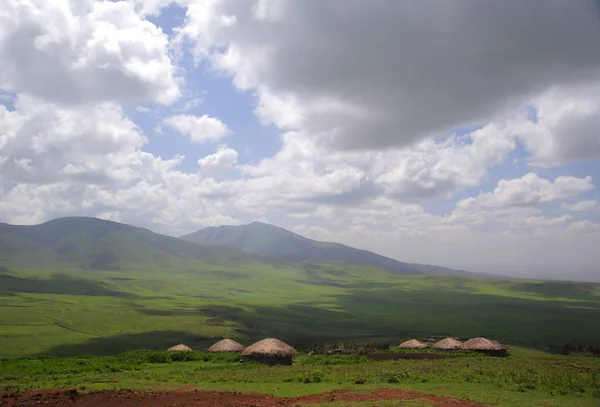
242,355,293,366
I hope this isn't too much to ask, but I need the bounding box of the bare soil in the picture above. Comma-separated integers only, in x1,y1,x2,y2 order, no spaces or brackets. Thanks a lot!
1,388,487,406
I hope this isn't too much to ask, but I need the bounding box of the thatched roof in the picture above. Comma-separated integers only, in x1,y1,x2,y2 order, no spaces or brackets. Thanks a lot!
461,337,507,351
167,344,192,352
208,338,245,353
398,339,429,349
433,337,463,350
241,338,298,357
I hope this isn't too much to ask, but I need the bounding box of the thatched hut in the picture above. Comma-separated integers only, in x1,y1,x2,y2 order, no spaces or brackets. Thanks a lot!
398,339,429,349
208,338,245,353
433,337,462,351
167,344,192,352
461,337,508,357
241,338,298,366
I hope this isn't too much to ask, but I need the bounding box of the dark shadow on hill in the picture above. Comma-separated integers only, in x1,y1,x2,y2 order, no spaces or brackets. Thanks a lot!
506,281,600,302
0,273,136,298
40,285,600,357
234,287,600,348
40,331,217,357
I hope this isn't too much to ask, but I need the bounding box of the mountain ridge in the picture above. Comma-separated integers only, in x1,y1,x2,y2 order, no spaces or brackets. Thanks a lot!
0,217,498,277
180,221,495,277
0,216,264,271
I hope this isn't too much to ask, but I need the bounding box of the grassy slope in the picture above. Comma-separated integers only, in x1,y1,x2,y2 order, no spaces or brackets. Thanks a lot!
1,351,599,407
1,262,599,358
0,217,264,271
180,222,488,276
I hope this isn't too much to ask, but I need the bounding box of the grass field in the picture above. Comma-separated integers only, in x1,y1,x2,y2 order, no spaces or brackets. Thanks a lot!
1,350,599,406
1,263,599,358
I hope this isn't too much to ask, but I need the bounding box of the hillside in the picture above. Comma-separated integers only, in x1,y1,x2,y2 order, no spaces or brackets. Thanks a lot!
180,222,489,277
0,217,260,271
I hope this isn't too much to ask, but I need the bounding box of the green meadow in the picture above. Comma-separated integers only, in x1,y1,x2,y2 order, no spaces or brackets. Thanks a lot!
1,261,599,358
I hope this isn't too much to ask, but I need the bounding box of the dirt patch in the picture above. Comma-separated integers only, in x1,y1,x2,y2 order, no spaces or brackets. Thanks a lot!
367,353,448,361
296,388,487,406
1,388,487,407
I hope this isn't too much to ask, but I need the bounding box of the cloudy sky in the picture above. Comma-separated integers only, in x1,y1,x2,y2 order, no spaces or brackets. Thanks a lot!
1,0,600,281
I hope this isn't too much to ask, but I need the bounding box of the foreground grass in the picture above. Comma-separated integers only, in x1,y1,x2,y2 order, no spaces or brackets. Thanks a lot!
1,351,599,407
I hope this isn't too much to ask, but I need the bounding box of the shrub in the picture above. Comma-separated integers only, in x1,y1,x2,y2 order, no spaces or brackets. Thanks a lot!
380,371,410,383
296,370,325,383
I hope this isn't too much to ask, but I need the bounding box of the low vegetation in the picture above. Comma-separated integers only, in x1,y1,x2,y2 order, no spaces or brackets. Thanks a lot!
1,350,599,406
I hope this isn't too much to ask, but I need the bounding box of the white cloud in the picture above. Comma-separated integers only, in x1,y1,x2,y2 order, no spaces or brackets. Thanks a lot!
457,173,594,210
235,122,519,209
177,0,600,150
565,220,600,235
292,225,336,242
0,0,180,106
512,215,573,237
561,200,599,212
372,123,516,199
517,85,600,167
162,114,229,143
127,0,181,17
0,96,151,184
198,146,238,176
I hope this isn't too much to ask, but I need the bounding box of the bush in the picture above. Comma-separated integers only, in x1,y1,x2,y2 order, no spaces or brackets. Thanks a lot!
380,371,410,384
296,370,325,383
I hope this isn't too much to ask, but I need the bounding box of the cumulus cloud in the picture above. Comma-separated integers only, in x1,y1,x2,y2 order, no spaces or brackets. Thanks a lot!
0,169,238,233
177,0,600,149
198,145,239,176
561,200,599,212
235,122,519,209
517,85,600,167
565,220,600,234
0,96,151,184
0,0,180,105
457,173,594,210
372,123,516,199
162,114,229,143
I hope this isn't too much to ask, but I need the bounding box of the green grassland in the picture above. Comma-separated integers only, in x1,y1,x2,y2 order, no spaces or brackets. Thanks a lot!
1,350,599,406
1,261,599,358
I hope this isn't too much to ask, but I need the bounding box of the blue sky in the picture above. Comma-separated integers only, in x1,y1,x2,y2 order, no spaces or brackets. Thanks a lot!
1,0,600,280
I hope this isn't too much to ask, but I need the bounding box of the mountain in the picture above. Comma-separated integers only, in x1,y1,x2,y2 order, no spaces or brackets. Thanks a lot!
0,217,259,271
180,222,491,277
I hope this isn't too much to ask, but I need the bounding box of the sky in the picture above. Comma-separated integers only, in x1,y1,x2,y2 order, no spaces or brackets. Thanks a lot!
1,0,600,282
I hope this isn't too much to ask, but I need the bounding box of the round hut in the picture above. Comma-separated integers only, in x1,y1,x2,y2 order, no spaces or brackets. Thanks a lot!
208,338,245,353
241,338,298,366
461,337,508,357
167,344,192,352
433,337,462,351
398,339,429,349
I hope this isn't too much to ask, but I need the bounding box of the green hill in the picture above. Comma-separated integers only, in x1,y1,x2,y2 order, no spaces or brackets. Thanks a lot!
180,222,491,277
0,217,261,271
